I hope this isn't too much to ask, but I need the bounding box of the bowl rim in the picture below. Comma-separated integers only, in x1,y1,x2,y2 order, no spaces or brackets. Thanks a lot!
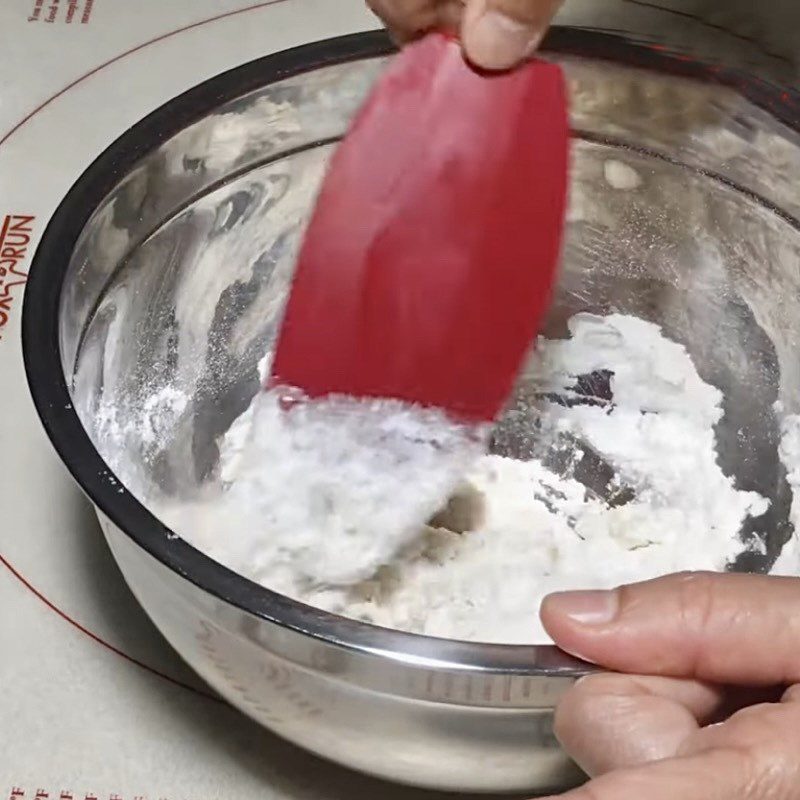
24,27,797,678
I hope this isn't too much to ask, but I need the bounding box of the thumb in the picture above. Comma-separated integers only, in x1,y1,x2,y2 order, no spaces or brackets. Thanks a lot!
554,674,723,776
461,0,562,69
541,571,800,686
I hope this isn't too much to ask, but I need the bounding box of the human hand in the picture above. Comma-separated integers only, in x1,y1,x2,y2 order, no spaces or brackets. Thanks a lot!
366,0,564,70
540,572,800,798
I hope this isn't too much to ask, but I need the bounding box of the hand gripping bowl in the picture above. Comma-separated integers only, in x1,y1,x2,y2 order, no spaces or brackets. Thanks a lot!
22,8,800,795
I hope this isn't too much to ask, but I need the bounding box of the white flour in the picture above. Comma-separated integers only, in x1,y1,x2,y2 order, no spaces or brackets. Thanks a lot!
165,390,488,587
135,312,792,645
771,413,800,575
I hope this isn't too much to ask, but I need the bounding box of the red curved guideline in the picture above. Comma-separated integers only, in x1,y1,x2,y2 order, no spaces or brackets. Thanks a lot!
0,553,220,701
271,33,569,423
0,2,290,700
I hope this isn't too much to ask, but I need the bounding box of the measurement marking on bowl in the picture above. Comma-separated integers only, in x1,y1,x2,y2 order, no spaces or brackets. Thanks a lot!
197,620,324,722
443,673,454,699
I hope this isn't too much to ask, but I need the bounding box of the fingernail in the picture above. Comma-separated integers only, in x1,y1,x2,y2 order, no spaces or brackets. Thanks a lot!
465,11,542,70
545,590,619,626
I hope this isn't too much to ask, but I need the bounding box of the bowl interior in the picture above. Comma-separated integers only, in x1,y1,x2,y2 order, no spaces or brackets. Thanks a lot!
62,45,800,628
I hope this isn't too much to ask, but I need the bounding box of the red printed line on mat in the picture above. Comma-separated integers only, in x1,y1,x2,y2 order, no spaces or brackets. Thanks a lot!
0,0,297,700
0,552,220,701
2,1,291,149
6,791,158,800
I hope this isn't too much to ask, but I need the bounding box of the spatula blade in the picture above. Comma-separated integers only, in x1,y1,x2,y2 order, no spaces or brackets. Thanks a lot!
271,33,569,422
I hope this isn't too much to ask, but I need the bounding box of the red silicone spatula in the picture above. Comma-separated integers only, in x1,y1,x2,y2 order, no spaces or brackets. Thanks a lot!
270,33,569,423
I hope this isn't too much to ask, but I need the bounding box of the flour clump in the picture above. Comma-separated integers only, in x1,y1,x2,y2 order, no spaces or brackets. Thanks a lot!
176,389,488,588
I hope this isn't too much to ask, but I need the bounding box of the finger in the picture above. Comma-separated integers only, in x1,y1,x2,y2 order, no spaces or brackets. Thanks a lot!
683,701,794,757
438,0,465,32
461,0,563,69
781,684,800,704
366,0,463,42
540,572,800,686
541,749,752,800
366,0,440,42
554,694,800,800
555,673,723,776
675,700,800,796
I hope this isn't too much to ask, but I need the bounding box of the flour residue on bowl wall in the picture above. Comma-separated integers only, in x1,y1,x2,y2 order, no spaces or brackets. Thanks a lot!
91,311,800,645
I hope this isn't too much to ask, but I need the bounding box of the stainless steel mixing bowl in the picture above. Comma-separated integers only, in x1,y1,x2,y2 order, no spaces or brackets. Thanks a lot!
23,4,800,794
